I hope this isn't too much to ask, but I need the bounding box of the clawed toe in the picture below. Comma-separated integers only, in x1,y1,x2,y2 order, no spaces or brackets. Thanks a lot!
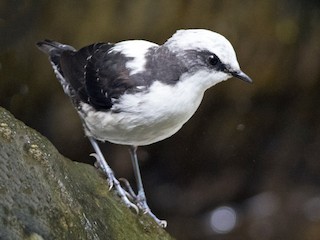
119,178,137,200
119,179,167,228
157,220,167,228
90,153,100,168
89,151,138,212
122,197,139,214
90,153,114,190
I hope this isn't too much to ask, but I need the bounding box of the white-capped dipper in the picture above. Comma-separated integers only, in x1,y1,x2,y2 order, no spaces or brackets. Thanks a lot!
37,29,252,227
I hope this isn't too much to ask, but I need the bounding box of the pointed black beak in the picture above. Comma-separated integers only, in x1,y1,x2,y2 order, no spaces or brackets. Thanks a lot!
231,70,253,83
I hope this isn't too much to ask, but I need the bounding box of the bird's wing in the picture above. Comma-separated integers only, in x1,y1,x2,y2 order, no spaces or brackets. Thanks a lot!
60,43,137,111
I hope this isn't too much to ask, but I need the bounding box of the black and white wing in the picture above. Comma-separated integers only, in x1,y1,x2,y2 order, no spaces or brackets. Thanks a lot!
37,40,144,111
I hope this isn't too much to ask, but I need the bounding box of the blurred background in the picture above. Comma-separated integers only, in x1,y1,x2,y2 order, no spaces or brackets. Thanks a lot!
1,0,320,239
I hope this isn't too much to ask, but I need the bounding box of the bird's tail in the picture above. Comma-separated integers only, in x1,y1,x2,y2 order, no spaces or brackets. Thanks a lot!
36,39,76,96
36,39,76,67
36,39,75,55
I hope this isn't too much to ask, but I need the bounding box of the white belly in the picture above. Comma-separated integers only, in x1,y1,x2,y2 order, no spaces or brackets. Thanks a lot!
80,80,205,146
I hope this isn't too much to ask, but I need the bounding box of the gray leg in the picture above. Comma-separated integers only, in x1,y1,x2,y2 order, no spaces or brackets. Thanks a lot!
88,137,138,212
129,146,167,227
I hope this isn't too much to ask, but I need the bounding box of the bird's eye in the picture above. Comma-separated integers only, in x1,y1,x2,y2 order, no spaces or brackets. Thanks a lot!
208,54,220,66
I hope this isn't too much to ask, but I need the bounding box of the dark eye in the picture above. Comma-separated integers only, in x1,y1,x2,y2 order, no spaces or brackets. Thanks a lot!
208,54,220,66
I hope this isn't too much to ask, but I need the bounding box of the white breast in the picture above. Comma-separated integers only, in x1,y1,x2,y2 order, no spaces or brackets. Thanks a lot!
80,72,208,146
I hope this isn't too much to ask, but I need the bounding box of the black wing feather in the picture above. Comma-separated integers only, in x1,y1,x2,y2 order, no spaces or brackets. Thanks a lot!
84,45,135,110
60,43,137,111
60,43,105,105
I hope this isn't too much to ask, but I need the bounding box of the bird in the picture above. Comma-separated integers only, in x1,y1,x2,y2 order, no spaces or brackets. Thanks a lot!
36,29,252,227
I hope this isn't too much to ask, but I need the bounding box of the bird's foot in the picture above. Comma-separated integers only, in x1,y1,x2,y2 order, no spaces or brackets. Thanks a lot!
112,177,139,213
141,208,167,228
90,153,139,213
91,153,114,189
120,178,167,228
136,193,167,228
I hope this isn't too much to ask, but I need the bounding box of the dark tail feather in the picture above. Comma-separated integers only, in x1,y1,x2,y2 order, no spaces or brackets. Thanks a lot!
36,39,76,55
36,39,76,96
36,39,76,69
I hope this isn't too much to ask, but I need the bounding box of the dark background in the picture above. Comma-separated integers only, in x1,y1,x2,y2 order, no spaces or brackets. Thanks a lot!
1,1,320,239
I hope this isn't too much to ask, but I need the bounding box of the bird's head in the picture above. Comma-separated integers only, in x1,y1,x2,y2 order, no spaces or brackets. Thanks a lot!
164,29,252,90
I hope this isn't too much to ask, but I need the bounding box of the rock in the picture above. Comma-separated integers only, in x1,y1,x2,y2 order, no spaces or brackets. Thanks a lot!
0,107,174,240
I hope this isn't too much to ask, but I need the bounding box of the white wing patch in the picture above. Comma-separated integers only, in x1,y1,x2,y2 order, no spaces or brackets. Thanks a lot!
110,40,159,75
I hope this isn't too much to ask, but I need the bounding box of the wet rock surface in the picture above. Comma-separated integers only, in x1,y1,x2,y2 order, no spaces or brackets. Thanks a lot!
0,107,173,240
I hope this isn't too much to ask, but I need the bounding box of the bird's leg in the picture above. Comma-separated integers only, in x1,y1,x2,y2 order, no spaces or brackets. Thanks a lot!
89,137,115,188
129,146,167,228
88,137,138,212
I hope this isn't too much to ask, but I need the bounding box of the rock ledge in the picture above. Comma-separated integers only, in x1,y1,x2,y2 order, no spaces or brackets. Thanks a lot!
0,107,173,240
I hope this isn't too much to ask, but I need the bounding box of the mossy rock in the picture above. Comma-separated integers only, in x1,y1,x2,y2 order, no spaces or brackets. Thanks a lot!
0,107,174,240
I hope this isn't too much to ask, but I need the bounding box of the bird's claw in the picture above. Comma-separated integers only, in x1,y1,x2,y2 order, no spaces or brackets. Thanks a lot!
121,180,168,227
140,204,167,228
119,178,137,200
120,194,139,214
90,153,114,189
157,220,168,228
90,152,138,211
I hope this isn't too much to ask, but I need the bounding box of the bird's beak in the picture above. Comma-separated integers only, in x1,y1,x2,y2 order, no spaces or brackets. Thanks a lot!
231,70,253,83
